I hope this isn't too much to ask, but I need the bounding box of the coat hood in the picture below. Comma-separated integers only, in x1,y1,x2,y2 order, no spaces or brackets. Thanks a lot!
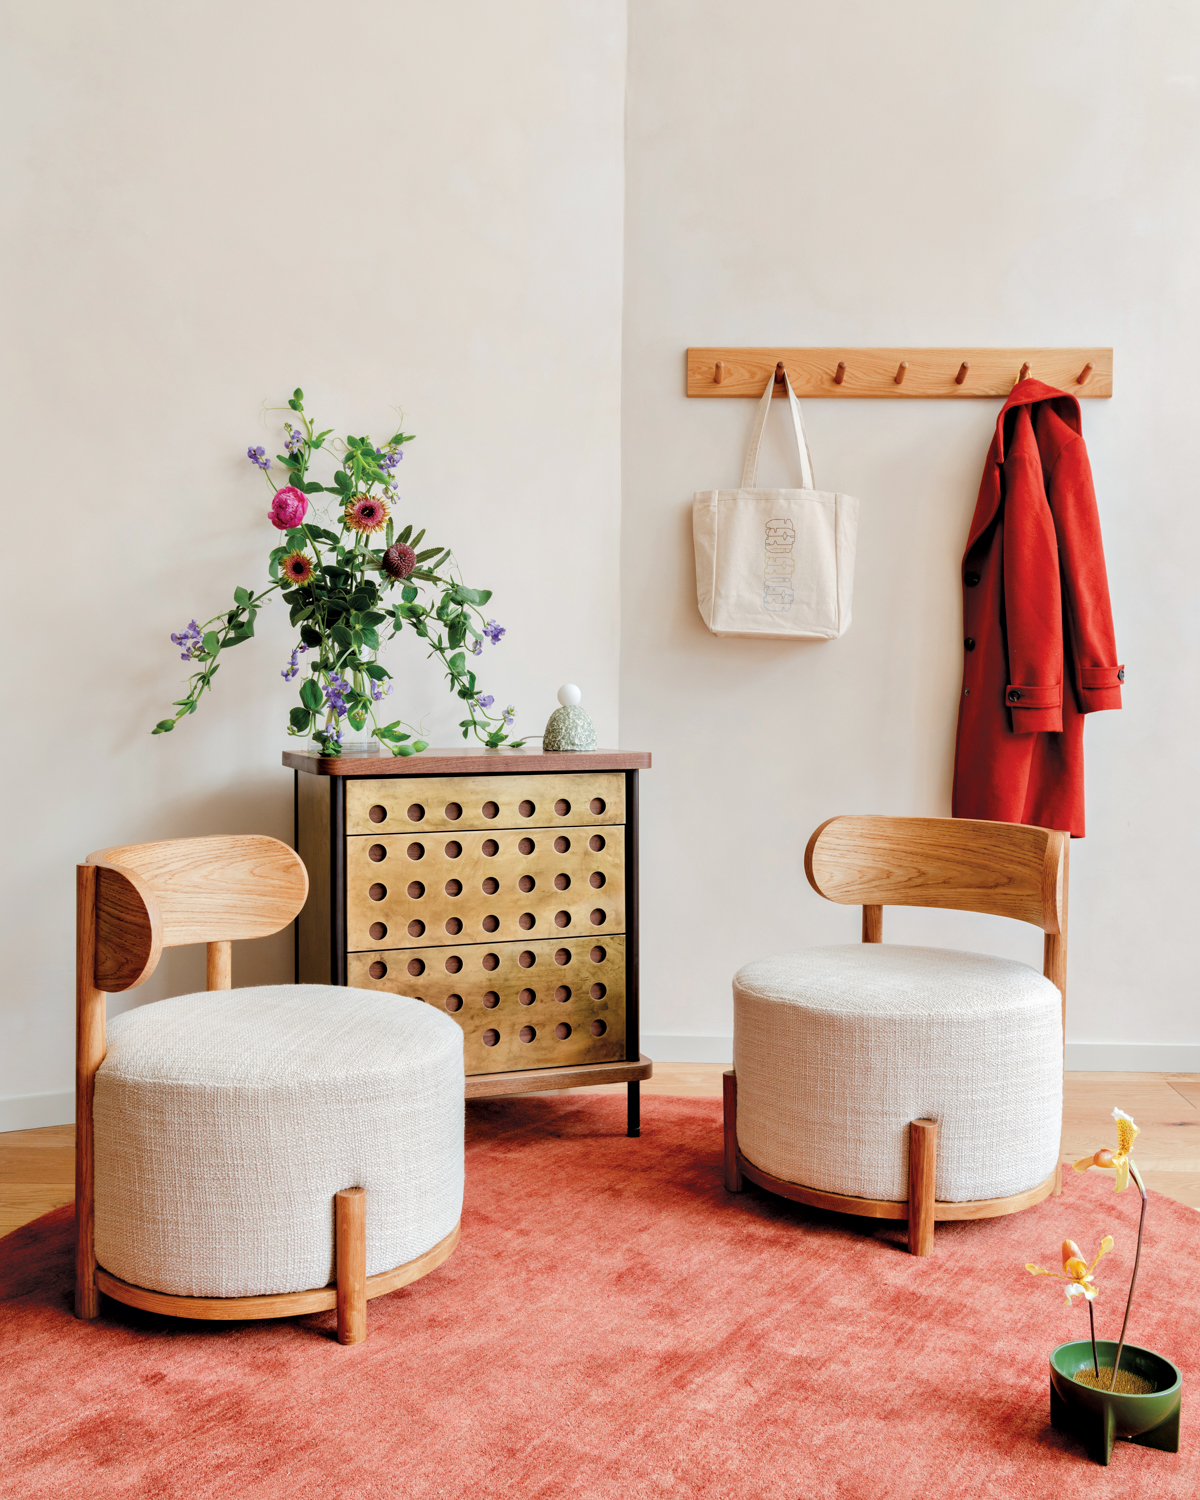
993,378,1081,463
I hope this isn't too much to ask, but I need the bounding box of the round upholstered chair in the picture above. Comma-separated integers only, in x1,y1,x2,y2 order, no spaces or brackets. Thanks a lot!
76,835,464,1342
724,816,1069,1255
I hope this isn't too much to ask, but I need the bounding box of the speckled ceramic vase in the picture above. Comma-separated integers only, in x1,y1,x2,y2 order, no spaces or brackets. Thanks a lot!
542,684,597,753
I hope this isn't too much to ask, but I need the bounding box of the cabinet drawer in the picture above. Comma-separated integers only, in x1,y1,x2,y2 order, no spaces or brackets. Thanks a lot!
346,772,625,835
346,823,624,952
347,935,626,1074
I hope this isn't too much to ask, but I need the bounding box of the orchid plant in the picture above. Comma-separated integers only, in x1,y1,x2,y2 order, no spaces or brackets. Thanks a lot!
153,390,523,756
1026,1108,1149,1388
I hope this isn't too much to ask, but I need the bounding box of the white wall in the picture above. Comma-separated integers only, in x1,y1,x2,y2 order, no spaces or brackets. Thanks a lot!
622,0,1200,1067
0,1,626,1125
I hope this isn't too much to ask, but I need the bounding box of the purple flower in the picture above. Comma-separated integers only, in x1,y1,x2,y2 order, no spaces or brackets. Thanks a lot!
281,642,308,681
171,619,203,661
470,638,483,657
503,705,516,726
475,694,494,711
377,448,402,472
483,619,506,646
248,445,272,471
370,677,393,702
323,671,352,718
284,425,305,456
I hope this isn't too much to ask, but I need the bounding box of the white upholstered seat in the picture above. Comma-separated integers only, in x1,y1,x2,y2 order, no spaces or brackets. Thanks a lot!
94,984,464,1299
733,944,1062,1204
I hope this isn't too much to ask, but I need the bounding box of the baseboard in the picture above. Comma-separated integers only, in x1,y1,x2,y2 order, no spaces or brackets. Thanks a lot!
644,1037,1200,1074
0,1090,74,1132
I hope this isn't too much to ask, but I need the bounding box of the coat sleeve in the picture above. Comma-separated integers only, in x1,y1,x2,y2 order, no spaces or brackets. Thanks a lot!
1045,434,1123,713
1002,408,1064,735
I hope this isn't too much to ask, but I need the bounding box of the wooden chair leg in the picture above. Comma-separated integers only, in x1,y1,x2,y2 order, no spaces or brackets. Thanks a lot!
908,1120,937,1255
75,865,102,1320
723,1070,743,1192
335,1187,367,1345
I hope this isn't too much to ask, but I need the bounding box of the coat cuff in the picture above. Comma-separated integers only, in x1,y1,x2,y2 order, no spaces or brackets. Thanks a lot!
1005,682,1062,734
1077,664,1124,713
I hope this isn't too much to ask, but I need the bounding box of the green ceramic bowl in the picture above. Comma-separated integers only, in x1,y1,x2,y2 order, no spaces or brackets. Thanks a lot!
1050,1340,1181,1441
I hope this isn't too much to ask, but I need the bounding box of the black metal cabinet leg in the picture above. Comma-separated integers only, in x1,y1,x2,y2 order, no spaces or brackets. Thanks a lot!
627,1080,640,1137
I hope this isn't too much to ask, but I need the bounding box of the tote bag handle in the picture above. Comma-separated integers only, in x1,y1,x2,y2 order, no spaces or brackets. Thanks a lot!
740,371,816,491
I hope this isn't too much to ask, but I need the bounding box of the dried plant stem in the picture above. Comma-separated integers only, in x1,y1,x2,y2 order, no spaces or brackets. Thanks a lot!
1087,1299,1099,1375
1112,1163,1148,1385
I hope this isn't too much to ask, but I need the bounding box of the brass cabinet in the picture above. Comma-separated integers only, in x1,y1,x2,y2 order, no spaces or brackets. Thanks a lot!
289,748,651,1134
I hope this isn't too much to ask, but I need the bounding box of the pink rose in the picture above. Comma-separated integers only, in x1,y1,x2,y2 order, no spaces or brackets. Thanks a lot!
269,486,308,531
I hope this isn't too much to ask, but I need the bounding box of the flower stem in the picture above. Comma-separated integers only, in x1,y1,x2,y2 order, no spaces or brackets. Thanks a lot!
1088,1299,1099,1375
1112,1163,1148,1386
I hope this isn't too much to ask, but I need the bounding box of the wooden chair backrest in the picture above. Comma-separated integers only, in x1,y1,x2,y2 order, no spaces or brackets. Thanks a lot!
804,815,1067,935
83,835,309,993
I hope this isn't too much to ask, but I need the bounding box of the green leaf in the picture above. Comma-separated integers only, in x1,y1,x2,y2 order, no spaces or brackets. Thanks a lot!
411,528,426,549
397,524,413,546
415,546,443,563
234,586,251,607
152,719,176,733
202,631,220,656
451,586,492,606
300,624,322,649
331,624,354,652
300,678,323,711
348,710,368,731
361,626,380,651
301,480,324,494
333,470,352,493
449,652,466,674
401,585,418,603
289,707,313,732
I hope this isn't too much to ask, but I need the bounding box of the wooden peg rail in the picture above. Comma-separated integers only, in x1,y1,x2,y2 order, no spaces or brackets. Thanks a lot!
686,348,1113,399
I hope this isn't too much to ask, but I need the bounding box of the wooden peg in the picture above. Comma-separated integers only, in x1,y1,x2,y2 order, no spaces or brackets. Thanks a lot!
894,361,908,385
1019,362,1031,382
955,361,970,386
1076,361,1094,386
833,361,847,386
774,361,786,385
714,361,724,385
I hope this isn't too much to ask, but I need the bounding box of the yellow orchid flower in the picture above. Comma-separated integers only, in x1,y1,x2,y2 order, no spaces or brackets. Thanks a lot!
1026,1236,1114,1306
1073,1107,1140,1192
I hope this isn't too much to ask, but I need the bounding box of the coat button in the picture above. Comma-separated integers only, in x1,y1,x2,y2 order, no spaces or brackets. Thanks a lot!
964,637,975,651
964,572,981,586
1007,689,1022,702
1118,667,1125,682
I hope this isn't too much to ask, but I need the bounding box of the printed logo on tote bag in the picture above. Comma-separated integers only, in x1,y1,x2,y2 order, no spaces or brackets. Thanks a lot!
764,519,795,612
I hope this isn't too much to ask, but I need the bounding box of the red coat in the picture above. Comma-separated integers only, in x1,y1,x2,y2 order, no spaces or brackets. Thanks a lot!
952,379,1123,837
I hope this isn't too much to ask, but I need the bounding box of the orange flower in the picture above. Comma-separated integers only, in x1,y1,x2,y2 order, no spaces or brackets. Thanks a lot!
1074,1108,1140,1193
344,494,390,534
1026,1236,1113,1307
281,551,314,585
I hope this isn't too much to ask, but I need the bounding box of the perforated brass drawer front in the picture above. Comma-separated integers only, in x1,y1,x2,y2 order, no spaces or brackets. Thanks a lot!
347,935,626,1074
346,772,625,835
346,824,624,953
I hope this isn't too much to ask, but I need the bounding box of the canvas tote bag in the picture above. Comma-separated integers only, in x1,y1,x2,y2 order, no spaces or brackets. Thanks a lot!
693,372,859,639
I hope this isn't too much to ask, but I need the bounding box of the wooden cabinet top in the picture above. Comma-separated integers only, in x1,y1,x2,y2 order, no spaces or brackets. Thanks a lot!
284,747,652,778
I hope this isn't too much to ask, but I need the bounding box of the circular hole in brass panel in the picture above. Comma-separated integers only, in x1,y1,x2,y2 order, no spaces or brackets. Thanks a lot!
482,1028,500,1046
482,876,499,895
554,835,570,853
554,799,570,816
518,950,536,969
590,909,606,926
445,994,463,1012
519,800,535,818
554,911,571,928
518,837,535,855
445,841,462,859
482,839,499,857
369,922,387,941
590,982,606,999
445,955,462,973
369,961,387,980
518,988,535,1005
368,844,387,862
482,953,500,971
589,834,605,852
590,1019,607,1037
482,801,499,820
555,985,571,1002
482,915,500,932
590,946,606,963
518,912,535,930
369,883,387,901
589,798,606,816
554,873,570,891
519,1026,535,1043
555,1022,571,1040
554,948,571,966
518,875,535,893
407,920,425,938
589,872,605,889
369,805,387,823
445,917,463,935
406,842,425,861
408,881,425,899
407,804,425,822
444,802,462,821
445,879,462,896
482,991,500,1008
407,958,425,977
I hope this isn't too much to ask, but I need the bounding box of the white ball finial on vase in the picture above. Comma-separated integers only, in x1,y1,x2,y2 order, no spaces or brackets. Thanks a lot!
543,683,597,752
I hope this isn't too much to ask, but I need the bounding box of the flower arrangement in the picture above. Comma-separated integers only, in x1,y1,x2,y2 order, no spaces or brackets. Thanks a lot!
153,390,523,756
1026,1108,1151,1393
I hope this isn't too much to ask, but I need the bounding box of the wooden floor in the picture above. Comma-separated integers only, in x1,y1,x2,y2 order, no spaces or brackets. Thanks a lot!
2,1070,1197,1238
